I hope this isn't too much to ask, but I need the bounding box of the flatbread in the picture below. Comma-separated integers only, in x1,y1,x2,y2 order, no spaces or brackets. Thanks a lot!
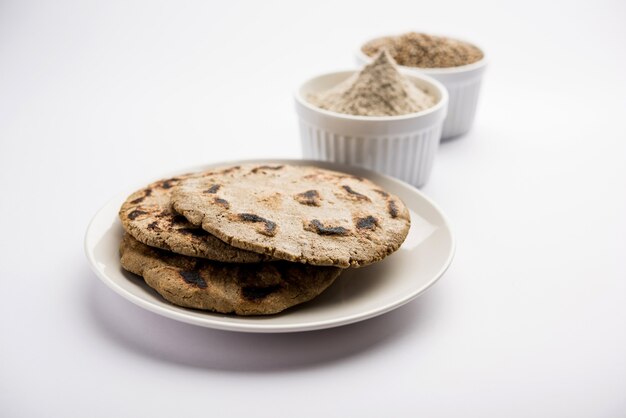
171,164,411,268
119,234,341,315
119,173,270,263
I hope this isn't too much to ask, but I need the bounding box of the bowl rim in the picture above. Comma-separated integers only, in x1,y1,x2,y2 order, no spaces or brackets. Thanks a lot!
356,34,488,75
294,69,449,122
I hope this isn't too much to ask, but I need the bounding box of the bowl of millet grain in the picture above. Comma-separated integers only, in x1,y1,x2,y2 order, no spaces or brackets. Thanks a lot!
357,32,487,139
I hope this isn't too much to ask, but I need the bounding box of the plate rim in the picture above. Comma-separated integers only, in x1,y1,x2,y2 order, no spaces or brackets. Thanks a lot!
84,158,455,333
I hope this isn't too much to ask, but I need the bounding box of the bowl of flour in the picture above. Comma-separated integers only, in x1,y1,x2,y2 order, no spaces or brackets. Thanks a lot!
294,51,448,188
356,32,487,139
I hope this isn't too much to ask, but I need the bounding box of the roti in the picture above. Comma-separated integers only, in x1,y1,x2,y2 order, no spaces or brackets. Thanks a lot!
119,234,341,315
119,173,270,263
171,164,410,268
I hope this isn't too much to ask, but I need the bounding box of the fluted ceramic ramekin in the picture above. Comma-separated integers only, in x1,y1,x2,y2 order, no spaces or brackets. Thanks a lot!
356,38,487,139
294,70,448,188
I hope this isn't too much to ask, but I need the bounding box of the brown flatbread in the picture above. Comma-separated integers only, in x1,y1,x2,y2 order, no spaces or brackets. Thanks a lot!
171,164,411,268
119,173,270,263
119,234,341,315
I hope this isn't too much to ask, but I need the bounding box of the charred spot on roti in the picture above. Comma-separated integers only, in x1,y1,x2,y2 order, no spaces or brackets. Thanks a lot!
388,200,399,218
128,210,146,220
306,219,349,236
171,214,189,224
341,185,371,202
132,188,154,204
204,184,221,194
241,284,281,300
213,197,230,209
373,189,389,198
237,213,277,237
160,177,180,189
147,221,160,231
356,215,379,230
250,165,284,174
178,227,209,237
179,270,207,289
218,166,240,174
294,189,321,206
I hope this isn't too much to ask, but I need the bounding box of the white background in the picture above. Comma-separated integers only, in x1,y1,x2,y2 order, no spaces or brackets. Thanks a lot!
1,1,626,417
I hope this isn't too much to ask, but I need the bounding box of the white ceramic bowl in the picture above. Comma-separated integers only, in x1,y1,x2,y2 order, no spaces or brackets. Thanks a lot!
356,37,487,139
294,71,448,188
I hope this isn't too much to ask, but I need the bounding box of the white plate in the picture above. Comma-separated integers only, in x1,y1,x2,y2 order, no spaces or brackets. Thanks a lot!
84,159,455,333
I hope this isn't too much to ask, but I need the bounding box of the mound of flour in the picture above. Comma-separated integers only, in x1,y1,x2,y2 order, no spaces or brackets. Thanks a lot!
309,51,435,117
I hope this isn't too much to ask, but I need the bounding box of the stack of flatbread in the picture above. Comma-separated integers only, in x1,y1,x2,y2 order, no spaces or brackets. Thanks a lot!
118,164,411,315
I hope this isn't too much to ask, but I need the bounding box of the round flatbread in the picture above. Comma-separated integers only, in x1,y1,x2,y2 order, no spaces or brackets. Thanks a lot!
119,173,270,263
119,234,341,315
171,164,411,268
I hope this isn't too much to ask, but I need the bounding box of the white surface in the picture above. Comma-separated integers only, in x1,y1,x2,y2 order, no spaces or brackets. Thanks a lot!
1,1,625,417
295,70,447,186
85,159,454,332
